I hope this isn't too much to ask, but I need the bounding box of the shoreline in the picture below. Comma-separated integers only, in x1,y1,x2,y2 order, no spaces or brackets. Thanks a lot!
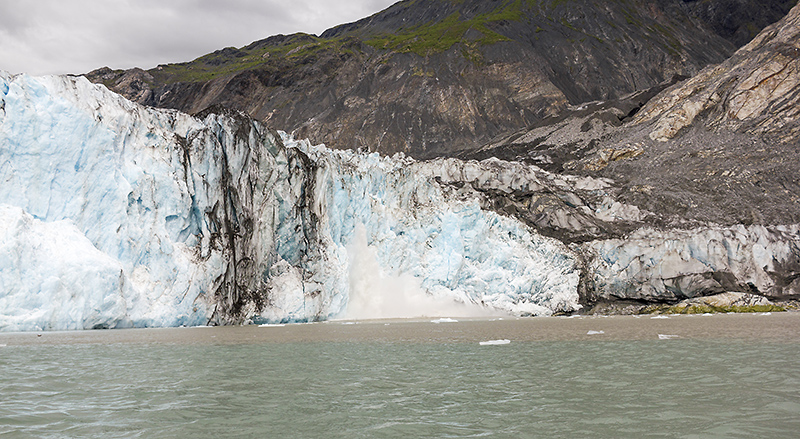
580,298,800,316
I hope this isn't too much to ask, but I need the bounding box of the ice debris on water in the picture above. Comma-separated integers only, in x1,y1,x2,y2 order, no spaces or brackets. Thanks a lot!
587,330,605,335
479,339,511,345
431,318,458,324
658,334,679,340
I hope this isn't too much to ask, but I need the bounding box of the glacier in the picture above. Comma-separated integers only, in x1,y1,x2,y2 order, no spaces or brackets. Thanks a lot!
0,72,581,331
4,71,798,332
584,225,800,302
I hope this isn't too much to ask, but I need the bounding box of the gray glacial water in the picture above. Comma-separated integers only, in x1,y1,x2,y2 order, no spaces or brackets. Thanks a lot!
1,314,799,438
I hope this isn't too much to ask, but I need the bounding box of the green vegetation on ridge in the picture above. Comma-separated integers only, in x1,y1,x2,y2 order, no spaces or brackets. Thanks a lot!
138,0,697,85
148,34,361,84
147,0,539,83
365,0,526,56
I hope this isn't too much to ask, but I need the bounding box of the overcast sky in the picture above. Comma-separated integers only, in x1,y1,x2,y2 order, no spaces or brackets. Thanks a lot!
0,0,398,76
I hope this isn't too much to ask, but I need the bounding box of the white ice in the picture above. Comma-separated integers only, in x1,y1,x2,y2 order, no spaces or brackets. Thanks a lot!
479,339,511,345
0,72,584,331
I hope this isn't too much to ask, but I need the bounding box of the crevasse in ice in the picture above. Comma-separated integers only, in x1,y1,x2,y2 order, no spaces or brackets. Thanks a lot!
0,72,581,331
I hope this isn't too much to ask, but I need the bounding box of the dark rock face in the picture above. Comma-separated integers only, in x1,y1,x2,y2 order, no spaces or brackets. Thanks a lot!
472,2,800,228
680,0,798,47
85,0,792,159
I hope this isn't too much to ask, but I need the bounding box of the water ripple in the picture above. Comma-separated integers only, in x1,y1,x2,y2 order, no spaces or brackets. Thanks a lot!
0,335,798,438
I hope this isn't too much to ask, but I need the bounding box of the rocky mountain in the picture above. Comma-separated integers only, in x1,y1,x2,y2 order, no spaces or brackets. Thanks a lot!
85,0,794,159
472,1,800,229
467,2,800,310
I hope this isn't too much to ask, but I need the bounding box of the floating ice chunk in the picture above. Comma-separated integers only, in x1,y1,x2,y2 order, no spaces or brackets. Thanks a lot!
259,324,286,328
651,315,670,319
480,339,511,345
432,318,458,323
587,330,605,335
658,334,679,339
760,312,772,316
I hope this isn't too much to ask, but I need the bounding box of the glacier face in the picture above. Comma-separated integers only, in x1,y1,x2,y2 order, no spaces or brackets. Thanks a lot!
0,72,582,331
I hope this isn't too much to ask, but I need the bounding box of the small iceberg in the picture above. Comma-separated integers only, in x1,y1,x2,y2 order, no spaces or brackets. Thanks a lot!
431,318,458,324
259,324,286,328
651,315,670,319
658,334,679,340
479,339,511,346
587,330,605,335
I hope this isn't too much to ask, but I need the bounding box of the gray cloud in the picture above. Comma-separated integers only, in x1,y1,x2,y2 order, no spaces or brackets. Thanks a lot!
0,0,397,75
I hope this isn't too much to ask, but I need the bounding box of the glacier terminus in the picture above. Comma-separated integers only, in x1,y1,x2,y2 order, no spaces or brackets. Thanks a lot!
2,71,799,332
0,72,583,331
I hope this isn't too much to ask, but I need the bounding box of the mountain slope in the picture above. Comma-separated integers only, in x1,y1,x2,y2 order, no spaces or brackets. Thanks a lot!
86,0,793,159
466,2,800,308
476,1,800,227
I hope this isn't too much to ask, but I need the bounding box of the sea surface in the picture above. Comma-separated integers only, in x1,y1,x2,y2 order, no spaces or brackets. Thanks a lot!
1,313,799,438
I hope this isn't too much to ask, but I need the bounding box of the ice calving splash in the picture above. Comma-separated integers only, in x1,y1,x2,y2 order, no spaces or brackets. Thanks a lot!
345,225,495,319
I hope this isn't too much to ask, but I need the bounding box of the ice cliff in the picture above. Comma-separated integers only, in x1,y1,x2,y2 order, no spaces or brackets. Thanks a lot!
0,73,580,331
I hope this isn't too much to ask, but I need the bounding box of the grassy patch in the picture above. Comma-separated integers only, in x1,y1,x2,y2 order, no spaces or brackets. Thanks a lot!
149,34,360,84
365,0,527,57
